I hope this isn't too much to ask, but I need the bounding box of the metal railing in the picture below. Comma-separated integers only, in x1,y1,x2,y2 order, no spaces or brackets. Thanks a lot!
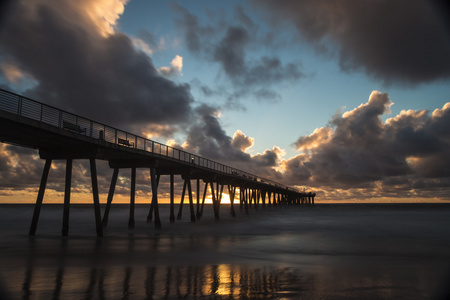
0,88,303,193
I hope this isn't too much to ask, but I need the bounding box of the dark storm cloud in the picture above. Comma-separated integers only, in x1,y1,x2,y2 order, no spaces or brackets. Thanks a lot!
251,0,450,84
212,26,304,87
183,104,283,178
0,1,193,129
173,3,305,102
184,104,242,160
0,145,42,190
284,91,450,199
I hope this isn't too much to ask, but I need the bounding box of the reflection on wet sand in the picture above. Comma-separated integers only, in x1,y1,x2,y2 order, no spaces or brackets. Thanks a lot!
19,260,312,299
9,236,315,299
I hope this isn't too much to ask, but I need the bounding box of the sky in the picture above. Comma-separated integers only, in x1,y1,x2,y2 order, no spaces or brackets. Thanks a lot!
0,0,450,203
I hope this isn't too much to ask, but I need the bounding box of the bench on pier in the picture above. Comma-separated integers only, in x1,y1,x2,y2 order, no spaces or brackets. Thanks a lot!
63,120,86,134
118,137,134,147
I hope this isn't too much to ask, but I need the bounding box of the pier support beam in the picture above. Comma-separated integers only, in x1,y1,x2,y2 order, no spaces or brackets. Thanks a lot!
177,179,187,220
241,188,249,214
196,179,200,219
215,183,224,218
186,176,196,222
169,174,175,223
146,174,160,222
253,189,258,210
228,185,236,217
102,168,119,227
62,159,72,236
210,181,219,220
128,167,136,228
199,181,208,218
150,167,161,228
29,159,52,236
89,159,103,237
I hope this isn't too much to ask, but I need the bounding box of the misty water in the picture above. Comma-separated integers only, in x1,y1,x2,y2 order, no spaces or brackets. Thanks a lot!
1,203,450,299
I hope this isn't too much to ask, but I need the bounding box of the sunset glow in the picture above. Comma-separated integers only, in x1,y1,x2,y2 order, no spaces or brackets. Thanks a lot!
0,0,449,203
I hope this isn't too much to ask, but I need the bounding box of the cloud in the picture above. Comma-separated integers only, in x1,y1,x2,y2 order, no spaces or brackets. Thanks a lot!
131,38,155,56
231,130,254,152
132,30,166,56
212,25,304,87
159,55,183,78
0,144,42,190
283,91,450,200
182,104,284,179
0,0,193,130
82,0,128,37
294,127,332,152
1,62,25,84
173,3,306,103
251,0,450,84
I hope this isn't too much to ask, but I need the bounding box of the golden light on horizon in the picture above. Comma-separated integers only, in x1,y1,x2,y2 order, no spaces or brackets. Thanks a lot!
203,193,233,204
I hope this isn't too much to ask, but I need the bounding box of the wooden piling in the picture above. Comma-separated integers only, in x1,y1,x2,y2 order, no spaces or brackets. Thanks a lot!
228,185,236,217
170,174,175,223
147,174,160,222
89,158,103,237
150,167,161,228
177,179,187,220
210,181,219,220
261,190,266,208
128,167,136,228
102,168,119,227
244,188,249,214
187,176,196,222
62,159,72,236
196,179,200,218
199,181,208,218
29,159,52,235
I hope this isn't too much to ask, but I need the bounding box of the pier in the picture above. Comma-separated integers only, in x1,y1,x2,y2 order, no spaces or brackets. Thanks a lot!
0,88,315,236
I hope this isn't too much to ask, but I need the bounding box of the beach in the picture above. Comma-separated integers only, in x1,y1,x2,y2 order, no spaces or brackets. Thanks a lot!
1,203,449,299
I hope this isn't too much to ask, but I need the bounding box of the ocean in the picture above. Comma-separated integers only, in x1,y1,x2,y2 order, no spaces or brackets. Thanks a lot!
0,203,449,299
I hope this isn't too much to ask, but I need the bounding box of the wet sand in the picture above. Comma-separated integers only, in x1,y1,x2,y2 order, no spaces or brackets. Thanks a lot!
1,203,450,299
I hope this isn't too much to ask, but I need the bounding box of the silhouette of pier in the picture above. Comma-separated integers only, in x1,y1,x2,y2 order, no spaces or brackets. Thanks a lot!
0,88,315,236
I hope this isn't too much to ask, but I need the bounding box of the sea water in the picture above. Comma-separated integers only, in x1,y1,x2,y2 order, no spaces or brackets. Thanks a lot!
0,203,449,299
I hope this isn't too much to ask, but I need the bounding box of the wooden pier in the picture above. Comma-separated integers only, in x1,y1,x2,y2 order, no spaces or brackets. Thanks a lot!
0,88,315,236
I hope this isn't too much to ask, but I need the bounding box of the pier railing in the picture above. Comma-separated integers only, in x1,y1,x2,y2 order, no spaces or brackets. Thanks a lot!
0,88,302,193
